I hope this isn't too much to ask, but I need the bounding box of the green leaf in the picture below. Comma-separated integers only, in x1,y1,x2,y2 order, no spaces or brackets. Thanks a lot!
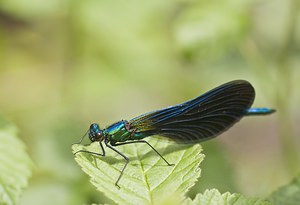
268,175,300,205
72,138,204,205
0,117,32,205
188,189,272,205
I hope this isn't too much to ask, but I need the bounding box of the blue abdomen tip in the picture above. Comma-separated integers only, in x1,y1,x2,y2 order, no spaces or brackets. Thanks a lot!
246,108,276,115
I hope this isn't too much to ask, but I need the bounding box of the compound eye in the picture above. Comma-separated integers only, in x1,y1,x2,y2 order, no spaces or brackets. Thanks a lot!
90,123,100,130
96,132,102,137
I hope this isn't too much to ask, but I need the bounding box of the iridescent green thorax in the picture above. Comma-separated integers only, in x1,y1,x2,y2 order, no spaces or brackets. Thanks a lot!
104,120,143,143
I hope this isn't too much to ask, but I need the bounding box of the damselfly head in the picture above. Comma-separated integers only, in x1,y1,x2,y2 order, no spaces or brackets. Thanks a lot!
89,123,103,142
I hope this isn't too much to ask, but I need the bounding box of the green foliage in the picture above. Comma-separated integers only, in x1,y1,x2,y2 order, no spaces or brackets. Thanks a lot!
187,189,272,205
72,138,203,205
73,139,273,205
0,117,32,205
268,174,300,205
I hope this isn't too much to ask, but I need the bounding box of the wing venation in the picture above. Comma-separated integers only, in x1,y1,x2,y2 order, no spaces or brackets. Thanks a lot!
129,80,255,143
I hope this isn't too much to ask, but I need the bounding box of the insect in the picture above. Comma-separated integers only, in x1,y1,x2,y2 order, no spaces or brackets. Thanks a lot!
74,80,275,188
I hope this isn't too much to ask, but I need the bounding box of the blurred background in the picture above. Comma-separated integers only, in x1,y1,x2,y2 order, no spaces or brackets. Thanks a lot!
0,0,299,204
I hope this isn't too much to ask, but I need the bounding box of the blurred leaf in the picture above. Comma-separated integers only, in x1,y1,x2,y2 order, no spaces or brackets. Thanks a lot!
175,0,250,62
187,189,272,205
268,174,300,205
72,138,203,205
0,117,32,205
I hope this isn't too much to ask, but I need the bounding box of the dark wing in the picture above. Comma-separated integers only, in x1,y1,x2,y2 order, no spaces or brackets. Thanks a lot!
129,80,255,143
